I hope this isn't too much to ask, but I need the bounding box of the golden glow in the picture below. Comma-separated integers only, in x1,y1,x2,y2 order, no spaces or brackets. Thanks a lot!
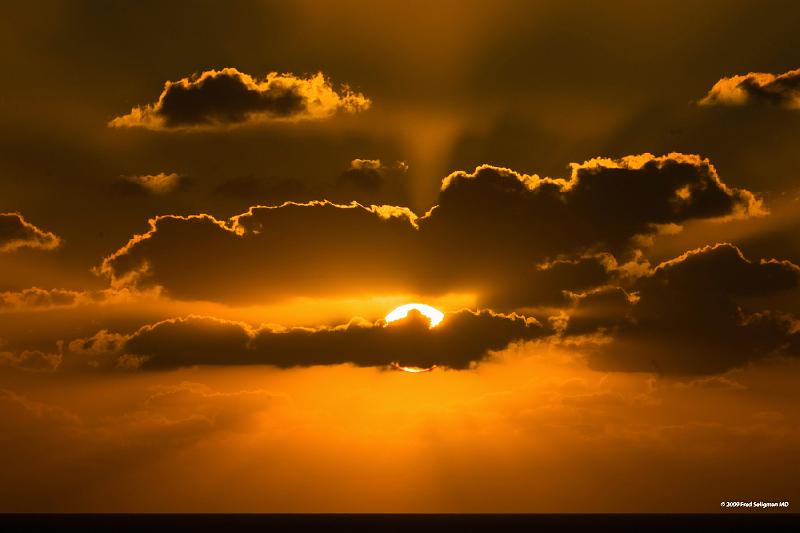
384,303,444,327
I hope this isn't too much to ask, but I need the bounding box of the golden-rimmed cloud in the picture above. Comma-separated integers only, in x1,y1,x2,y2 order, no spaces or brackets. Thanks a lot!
699,67,800,108
109,68,371,131
68,309,546,371
0,213,60,253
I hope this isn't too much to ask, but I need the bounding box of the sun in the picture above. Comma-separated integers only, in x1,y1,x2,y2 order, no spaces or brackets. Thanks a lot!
385,303,444,328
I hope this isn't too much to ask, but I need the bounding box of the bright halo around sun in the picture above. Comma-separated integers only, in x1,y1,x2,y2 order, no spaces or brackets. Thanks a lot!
384,303,444,328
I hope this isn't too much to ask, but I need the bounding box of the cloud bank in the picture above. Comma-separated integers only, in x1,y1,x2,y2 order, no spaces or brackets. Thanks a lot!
99,153,762,308
568,243,800,375
68,309,547,371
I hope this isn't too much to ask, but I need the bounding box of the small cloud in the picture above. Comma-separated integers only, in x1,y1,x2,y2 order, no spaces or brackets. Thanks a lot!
0,287,134,312
332,159,412,205
122,173,183,195
0,213,60,253
699,68,800,109
0,349,61,373
349,159,383,171
109,68,371,131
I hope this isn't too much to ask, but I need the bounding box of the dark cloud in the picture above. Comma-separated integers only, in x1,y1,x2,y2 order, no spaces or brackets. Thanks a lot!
568,244,800,375
69,308,547,371
99,154,762,309
109,68,371,130
699,68,800,109
424,154,759,262
0,213,60,253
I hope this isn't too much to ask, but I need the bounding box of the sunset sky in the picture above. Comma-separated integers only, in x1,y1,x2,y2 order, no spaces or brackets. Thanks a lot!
1,0,800,512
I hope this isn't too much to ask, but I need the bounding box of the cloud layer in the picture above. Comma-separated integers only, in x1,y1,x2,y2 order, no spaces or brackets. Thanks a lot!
0,213,60,253
99,153,762,308
699,67,800,108
109,68,371,130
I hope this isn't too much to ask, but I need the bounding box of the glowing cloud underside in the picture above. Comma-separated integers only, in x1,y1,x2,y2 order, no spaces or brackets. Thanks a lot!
384,303,444,328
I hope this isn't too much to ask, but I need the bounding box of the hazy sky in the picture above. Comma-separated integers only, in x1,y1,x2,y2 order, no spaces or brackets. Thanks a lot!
1,0,799,512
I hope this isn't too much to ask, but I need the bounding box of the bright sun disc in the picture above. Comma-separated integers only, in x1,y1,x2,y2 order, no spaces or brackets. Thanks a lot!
384,303,444,328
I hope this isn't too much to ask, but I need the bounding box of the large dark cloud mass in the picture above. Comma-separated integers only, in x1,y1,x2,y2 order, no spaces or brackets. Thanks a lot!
69,309,547,371
0,213,60,253
700,67,800,109
99,153,761,308
109,68,371,130
568,243,800,375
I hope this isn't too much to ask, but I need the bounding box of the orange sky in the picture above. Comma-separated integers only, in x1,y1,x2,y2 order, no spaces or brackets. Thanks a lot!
1,0,800,513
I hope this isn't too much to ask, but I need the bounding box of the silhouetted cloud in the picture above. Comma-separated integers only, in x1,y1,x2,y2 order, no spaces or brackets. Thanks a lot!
68,308,546,371
567,243,800,375
0,213,60,252
109,68,371,130
699,68,800,108
99,154,762,308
